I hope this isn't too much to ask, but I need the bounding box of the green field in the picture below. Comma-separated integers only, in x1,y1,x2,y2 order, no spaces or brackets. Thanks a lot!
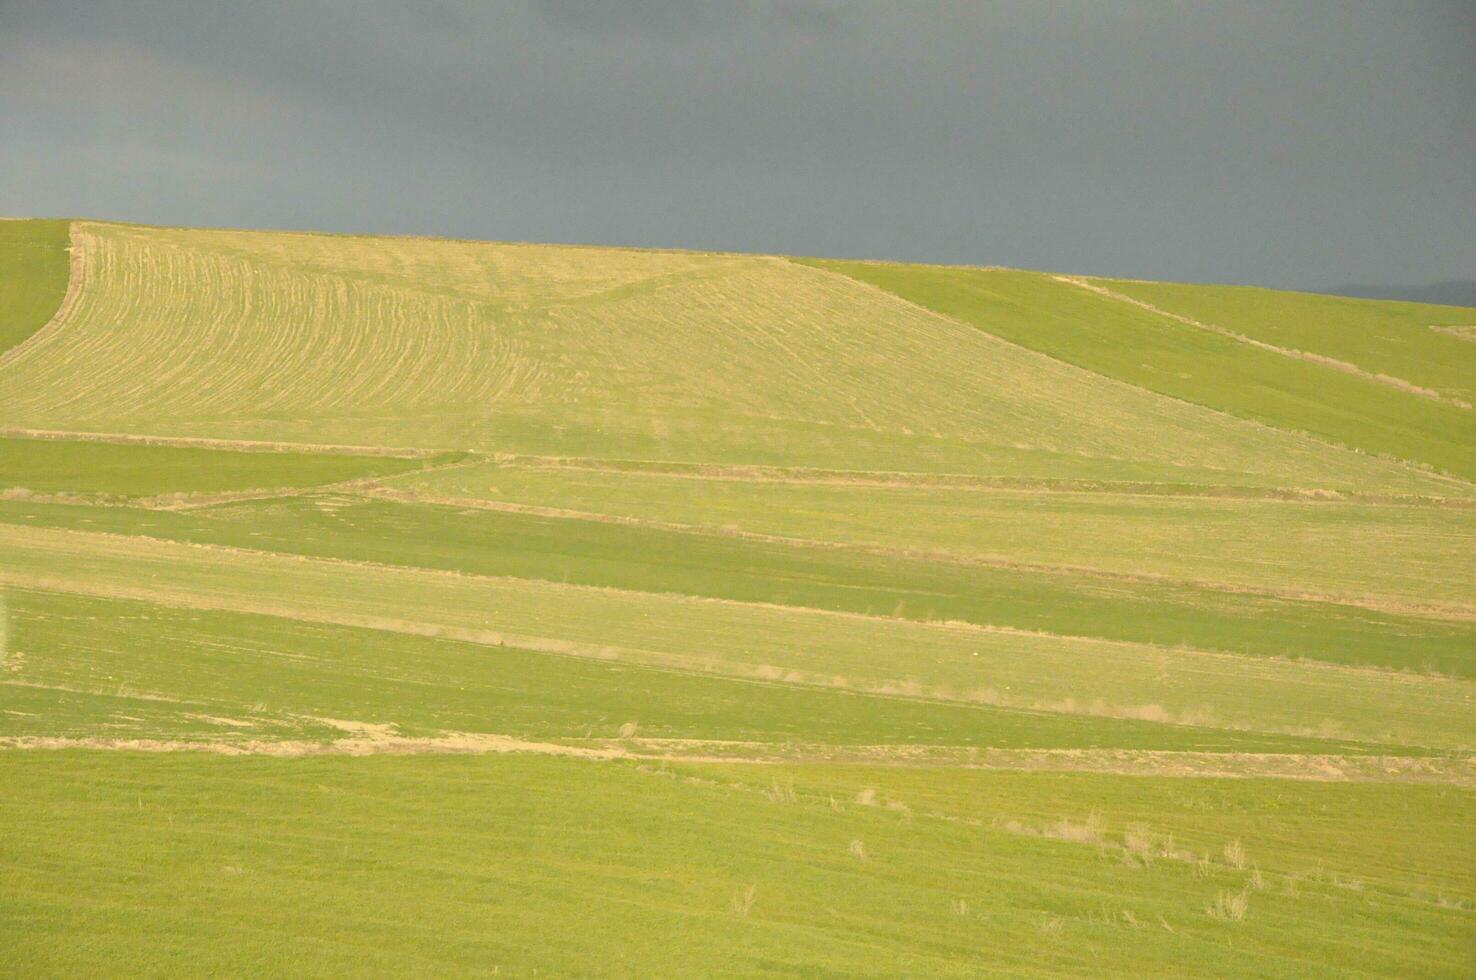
0,218,70,354
1,218,1472,976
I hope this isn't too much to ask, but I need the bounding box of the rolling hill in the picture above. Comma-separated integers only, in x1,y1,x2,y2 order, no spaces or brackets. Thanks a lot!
1,218,1472,976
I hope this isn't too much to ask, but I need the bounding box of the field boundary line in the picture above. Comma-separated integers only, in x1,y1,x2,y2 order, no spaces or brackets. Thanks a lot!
481,455,1476,507
0,427,438,459
619,740,1476,784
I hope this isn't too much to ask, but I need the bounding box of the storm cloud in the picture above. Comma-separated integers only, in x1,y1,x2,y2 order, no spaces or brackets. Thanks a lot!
1,0,1471,288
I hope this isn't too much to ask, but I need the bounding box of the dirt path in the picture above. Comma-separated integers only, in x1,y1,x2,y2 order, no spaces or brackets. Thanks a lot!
2,733,1471,785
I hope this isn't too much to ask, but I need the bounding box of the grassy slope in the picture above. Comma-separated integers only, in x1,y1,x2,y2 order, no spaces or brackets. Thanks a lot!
0,222,1462,494
4,495,1470,676
0,437,431,496
805,259,1476,485
2,753,1471,978
1096,278,1476,405
0,219,70,354
3,587,1367,754
1,222,1472,976
707,764,1476,907
4,524,1471,750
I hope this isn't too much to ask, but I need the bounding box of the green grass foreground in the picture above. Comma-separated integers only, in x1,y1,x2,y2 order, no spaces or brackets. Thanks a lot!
2,753,1471,978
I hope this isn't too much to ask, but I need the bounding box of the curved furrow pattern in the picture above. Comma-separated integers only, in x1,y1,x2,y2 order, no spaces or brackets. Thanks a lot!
0,221,1464,498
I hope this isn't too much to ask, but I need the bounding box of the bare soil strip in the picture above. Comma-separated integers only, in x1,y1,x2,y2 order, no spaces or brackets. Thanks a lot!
1431,325,1476,343
1055,275,1472,410
361,485,1476,621
1,733,1470,785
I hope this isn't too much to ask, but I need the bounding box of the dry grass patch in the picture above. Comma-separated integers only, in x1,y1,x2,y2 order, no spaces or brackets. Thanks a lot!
730,884,757,918
1206,890,1249,922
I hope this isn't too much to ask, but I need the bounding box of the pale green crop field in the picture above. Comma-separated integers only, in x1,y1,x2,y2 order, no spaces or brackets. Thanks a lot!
1,219,1472,976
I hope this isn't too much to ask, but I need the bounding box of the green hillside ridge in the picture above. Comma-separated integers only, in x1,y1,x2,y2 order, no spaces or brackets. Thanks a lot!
1097,277,1476,404
8,753,1470,978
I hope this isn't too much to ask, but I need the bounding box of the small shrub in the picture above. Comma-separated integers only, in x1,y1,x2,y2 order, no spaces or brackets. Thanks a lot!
1051,812,1105,844
849,839,867,862
1223,839,1247,870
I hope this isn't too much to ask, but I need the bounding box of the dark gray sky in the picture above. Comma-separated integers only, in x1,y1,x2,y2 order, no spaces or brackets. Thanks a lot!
2,1,1472,288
